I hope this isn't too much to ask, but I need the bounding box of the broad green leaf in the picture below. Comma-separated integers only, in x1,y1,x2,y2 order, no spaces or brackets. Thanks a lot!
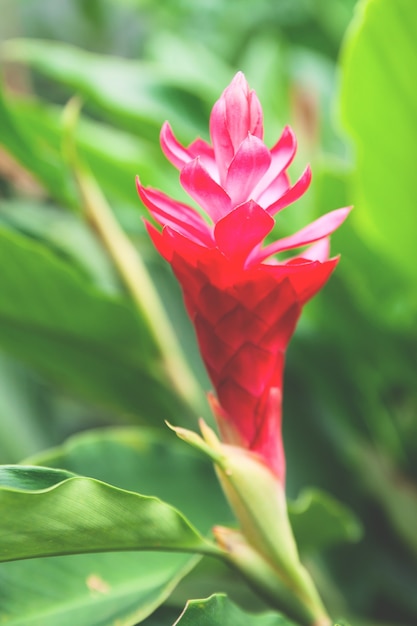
340,0,417,283
0,354,53,463
1,38,209,139
288,489,362,554
0,80,76,207
0,552,198,626
172,594,295,626
0,465,74,490
0,227,186,422
31,426,362,555
313,162,417,329
0,466,220,562
25,426,233,535
0,428,232,626
0,198,121,294
1,96,170,208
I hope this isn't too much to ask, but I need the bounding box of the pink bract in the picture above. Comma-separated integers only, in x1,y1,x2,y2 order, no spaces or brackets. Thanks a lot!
137,72,350,483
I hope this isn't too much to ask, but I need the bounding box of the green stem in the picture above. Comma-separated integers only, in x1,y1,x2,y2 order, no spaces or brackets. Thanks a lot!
62,98,206,418
172,421,332,626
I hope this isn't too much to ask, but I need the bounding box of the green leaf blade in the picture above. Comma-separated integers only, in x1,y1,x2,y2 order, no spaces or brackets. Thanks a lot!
340,0,417,282
0,468,219,563
0,552,198,626
0,227,184,421
173,594,296,626
0,465,75,491
0,428,232,625
288,489,363,555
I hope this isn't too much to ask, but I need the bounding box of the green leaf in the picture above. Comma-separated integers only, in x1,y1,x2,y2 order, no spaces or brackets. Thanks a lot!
340,0,417,283
0,428,232,625
312,162,417,330
351,444,417,559
0,227,185,422
173,594,295,626
0,466,220,562
0,80,76,207
0,552,198,626
0,465,75,490
0,198,121,294
25,426,233,535
1,38,209,139
288,489,362,554
0,354,54,463
1,96,168,208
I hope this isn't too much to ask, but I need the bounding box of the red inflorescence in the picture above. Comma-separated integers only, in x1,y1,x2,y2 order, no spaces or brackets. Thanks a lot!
137,72,350,483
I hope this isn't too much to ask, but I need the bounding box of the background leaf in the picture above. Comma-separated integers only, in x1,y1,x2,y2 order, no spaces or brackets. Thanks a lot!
0,427,234,626
340,0,417,285
0,227,188,422
1,38,210,139
25,427,233,534
0,81,76,207
288,489,362,555
172,594,296,626
0,353,55,462
0,552,198,626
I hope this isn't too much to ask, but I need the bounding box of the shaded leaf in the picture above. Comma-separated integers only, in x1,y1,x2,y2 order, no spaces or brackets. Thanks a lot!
173,594,296,626
2,38,208,139
351,444,417,560
0,80,76,207
0,227,185,422
0,354,53,463
0,552,198,626
0,198,120,294
1,96,167,207
288,489,362,554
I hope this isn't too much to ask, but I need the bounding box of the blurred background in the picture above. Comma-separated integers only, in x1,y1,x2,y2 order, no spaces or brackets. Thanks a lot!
0,1,416,624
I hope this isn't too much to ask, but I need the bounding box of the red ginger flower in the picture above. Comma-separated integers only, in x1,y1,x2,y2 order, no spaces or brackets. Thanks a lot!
137,72,350,484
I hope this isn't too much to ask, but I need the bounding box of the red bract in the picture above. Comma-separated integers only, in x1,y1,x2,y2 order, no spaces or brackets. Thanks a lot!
137,72,350,483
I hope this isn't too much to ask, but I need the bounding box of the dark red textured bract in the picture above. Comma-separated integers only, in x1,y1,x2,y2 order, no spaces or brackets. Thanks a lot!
137,72,350,483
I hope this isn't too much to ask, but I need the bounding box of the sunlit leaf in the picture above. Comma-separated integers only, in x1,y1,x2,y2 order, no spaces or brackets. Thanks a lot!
340,0,417,284
0,427,233,626
0,466,219,562
2,38,209,139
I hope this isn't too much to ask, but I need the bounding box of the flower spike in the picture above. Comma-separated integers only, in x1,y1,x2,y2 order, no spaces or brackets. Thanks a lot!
137,72,350,483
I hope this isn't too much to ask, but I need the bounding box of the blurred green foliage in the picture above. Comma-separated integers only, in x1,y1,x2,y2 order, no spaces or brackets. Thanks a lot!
0,0,416,625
